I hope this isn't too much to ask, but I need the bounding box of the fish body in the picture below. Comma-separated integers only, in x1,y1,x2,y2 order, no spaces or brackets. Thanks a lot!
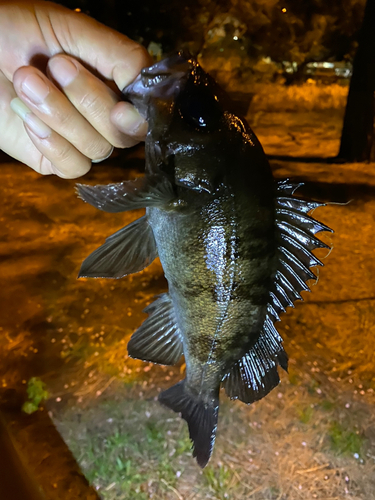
77,52,331,467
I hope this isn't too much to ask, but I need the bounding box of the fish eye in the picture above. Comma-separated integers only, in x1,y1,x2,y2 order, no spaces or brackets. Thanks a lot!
177,88,222,131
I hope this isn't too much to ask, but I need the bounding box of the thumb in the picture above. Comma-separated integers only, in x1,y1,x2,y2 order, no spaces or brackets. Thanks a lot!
42,2,152,90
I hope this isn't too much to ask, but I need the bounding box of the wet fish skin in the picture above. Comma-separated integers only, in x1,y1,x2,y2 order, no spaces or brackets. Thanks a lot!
77,52,331,467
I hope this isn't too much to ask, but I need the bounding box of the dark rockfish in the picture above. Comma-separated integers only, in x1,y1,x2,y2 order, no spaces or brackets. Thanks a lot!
77,52,331,467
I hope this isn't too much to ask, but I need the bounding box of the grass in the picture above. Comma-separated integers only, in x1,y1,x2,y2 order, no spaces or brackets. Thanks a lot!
203,464,236,499
53,374,375,500
328,421,365,458
297,405,314,424
59,399,192,499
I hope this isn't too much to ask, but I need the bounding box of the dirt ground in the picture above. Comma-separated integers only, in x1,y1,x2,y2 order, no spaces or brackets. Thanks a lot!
1,105,375,499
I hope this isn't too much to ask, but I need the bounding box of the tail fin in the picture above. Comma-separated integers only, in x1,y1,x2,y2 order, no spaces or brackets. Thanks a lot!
158,381,219,468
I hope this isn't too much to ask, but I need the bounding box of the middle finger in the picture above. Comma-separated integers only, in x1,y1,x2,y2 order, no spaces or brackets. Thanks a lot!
48,55,144,148
13,65,114,162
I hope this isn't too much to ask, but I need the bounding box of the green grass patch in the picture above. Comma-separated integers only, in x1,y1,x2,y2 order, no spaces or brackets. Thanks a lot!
60,400,192,499
22,377,49,414
203,463,235,499
297,405,314,424
320,400,335,412
328,421,365,457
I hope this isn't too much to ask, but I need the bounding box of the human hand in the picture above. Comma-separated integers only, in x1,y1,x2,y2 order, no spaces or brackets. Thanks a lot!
0,1,152,178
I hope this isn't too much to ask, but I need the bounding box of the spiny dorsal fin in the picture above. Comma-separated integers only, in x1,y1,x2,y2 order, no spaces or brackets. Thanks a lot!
128,293,183,365
222,181,332,405
271,180,332,316
78,216,157,278
76,174,174,213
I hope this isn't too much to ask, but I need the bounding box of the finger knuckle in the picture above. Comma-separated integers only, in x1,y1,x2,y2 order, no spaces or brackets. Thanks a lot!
79,92,105,117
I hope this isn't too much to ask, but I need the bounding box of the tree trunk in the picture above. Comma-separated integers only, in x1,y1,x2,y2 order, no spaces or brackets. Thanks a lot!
338,0,375,162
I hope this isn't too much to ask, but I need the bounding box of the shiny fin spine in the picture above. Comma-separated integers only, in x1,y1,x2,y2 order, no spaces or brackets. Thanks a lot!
270,180,333,316
159,381,219,468
128,294,183,365
76,174,175,213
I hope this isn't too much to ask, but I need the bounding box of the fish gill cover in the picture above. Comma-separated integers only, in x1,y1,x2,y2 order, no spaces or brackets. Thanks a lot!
76,51,332,468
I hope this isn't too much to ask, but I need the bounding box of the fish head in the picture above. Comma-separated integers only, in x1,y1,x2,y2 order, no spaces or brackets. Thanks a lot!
123,51,192,120
123,51,225,132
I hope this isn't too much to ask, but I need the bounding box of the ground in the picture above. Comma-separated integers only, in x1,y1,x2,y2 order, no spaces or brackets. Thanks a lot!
1,91,375,499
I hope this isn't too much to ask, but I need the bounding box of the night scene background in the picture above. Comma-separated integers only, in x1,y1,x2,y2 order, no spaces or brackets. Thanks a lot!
1,0,375,499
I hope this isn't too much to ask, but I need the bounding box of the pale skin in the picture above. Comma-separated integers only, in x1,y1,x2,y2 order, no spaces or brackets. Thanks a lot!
0,1,152,178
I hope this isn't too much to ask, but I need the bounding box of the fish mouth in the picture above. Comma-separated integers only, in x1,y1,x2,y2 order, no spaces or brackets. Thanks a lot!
123,51,195,118
140,51,193,88
140,71,170,88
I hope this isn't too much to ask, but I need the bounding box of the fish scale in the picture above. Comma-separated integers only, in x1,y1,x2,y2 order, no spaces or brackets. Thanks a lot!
76,51,332,468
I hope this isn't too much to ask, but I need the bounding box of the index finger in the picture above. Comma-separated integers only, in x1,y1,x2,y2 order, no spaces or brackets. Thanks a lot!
39,3,152,90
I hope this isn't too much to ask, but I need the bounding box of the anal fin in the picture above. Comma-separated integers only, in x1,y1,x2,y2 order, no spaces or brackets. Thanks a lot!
127,293,183,365
79,216,157,278
222,319,287,404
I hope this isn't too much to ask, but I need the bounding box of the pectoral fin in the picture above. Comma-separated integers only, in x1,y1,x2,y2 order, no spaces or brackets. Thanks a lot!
128,293,183,365
78,216,157,278
76,174,174,213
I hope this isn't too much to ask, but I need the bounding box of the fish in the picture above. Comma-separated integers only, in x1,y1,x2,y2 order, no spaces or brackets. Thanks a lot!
76,51,332,468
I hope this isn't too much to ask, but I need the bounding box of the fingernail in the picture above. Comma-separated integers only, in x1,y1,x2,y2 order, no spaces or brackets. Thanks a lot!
21,74,50,104
10,97,51,139
49,57,78,87
92,146,114,163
